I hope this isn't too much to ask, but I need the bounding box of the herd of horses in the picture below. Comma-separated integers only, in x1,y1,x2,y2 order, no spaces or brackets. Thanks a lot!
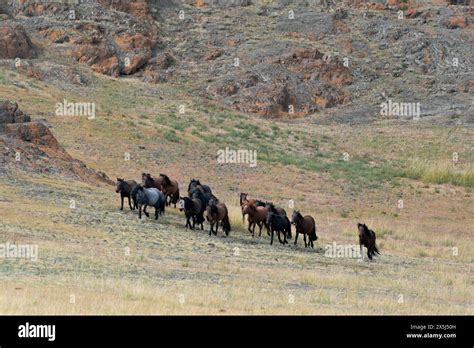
115,174,380,260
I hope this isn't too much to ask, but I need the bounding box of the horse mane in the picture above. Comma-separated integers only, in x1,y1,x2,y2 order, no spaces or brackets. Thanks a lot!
160,173,171,186
188,178,198,192
266,202,276,212
131,184,142,196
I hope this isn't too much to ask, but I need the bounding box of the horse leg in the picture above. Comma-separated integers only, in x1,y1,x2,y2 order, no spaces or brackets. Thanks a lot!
360,244,364,261
120,195,124,210
138,204,142,219
294,232,299,246
128,196,133,210
155,206,159,220
270,229,274,245
209,223,213,236
277,230,284,244
143,205,150,217
258,222,263,237
214,221,218,236
303,234,307,248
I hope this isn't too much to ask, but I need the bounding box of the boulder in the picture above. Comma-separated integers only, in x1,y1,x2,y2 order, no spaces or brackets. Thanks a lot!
0,23,34,59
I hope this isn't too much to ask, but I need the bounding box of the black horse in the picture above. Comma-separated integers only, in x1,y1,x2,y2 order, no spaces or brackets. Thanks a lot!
266,212,291,245
264,202,289,238
357,223,380,260
188,178,213,197
178,196,204,230
190,185,217,208
115,178,138,211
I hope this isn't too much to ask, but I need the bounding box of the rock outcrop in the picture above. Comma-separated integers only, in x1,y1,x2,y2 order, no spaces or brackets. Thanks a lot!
0,23,34,59
0,101,113,185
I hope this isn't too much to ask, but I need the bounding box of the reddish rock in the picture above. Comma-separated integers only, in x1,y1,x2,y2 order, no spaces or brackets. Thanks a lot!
445,16,468,29
204,47,224,61
121,52,151,75
0,23,34,59
114,33,154,52
70,42,120,77
98,0,152,19
405,9,421,18
40,27,70,43
91,56,120,77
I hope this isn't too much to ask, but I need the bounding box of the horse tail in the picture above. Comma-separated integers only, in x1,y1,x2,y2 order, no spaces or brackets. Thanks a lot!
310,225,318,241
223,209,231,235
372,244,380,256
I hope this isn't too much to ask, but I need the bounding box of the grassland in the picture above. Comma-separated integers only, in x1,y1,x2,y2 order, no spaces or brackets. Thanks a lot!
0,65,473,314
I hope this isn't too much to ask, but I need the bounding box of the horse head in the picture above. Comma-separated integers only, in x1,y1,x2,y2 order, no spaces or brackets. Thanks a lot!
115,178,124,193
291,210,302,225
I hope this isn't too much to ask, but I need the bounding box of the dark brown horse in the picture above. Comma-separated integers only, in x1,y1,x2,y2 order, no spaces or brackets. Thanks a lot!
242,203,269,237
142,173,163,191
115,178,138,211
291,210,317,248
178,196,204,230
357,223,380,260
206,198,231,236
159,173,180,207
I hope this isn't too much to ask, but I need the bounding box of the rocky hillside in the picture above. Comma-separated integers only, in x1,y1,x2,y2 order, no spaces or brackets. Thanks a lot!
0,100,112,184
0,0,472,124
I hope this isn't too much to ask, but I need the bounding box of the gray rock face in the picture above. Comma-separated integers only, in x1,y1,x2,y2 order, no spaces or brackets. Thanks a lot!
0,101,31,125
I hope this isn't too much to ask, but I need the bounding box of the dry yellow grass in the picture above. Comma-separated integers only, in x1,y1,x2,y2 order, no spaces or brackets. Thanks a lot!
0,66,472,315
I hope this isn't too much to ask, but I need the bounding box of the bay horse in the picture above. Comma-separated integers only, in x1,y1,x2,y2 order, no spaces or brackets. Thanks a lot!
266,212,291,245
159,173,180,207
115,178,138,211
239,193,265,222
291,210,317,248
206,198,231,236
131,185,166,220
357,223,380,260
242,203,269,237
142,173,164,191
178,196,204,230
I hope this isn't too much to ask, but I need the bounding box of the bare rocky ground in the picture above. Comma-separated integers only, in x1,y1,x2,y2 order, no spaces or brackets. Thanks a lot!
0,0,473,314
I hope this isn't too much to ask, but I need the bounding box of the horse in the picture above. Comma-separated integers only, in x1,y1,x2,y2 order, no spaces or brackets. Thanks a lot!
190,185,217,208
239,193,266,222
206,198,231,236
115,178,138,211
131,185,166,220
357,223,380,260
142,173,164,191
188,178,212,197
264,202,289,236
242,203,269,237
178,196,204,230
266,212,291,245
159,173,180,208
291,210,317,248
